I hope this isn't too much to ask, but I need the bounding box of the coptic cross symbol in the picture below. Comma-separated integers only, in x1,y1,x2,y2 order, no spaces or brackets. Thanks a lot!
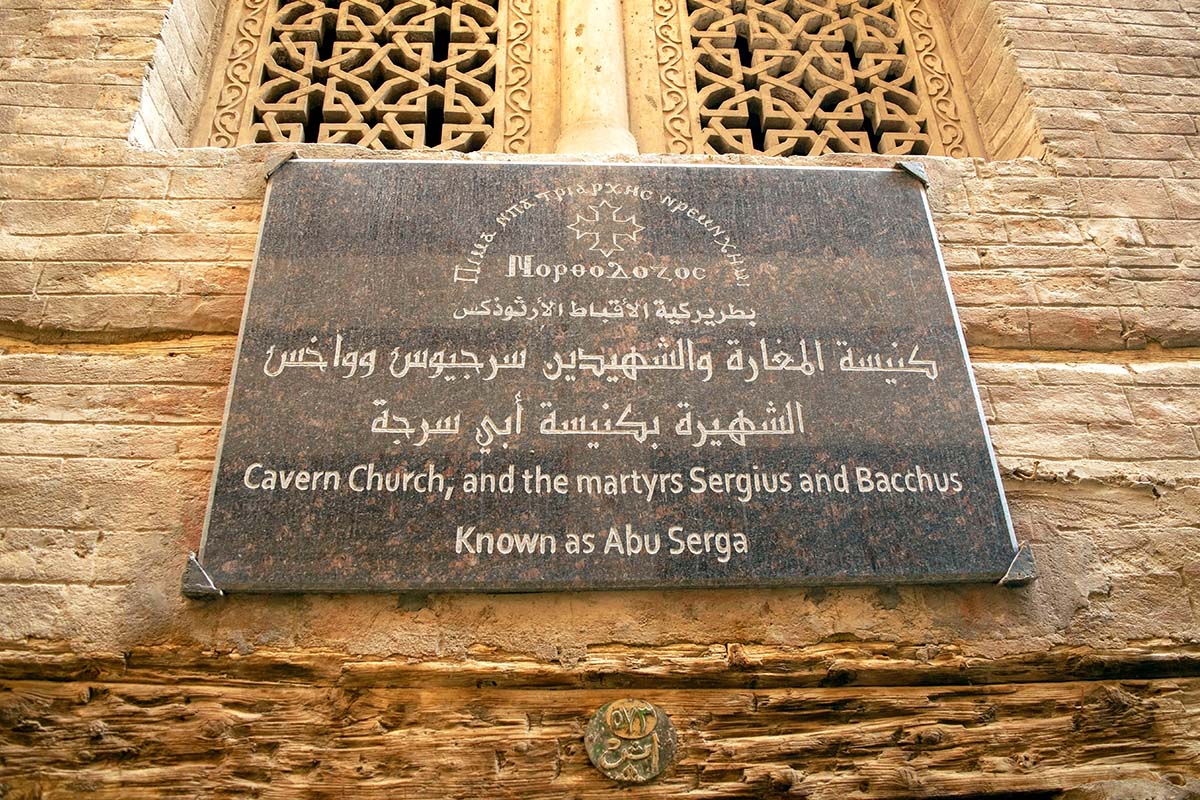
567,199,646,257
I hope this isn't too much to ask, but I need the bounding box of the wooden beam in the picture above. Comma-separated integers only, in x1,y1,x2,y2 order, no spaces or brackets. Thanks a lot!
3,641,1200,690
2,671,1197,798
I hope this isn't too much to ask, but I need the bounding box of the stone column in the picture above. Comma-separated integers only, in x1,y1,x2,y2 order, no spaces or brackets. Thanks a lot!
555,0,639,154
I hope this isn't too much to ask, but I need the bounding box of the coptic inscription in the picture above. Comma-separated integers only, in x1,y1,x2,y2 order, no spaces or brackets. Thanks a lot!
196,160,1016,592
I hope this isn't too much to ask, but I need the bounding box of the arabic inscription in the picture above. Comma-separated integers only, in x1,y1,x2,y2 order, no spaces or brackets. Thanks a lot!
585,699,678,784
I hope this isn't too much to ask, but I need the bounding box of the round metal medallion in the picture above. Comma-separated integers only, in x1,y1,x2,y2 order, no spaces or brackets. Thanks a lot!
584,698,677,784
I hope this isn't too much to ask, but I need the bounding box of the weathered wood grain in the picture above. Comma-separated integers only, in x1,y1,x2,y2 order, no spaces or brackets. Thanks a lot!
2,644,1199,798
4,641,1200,690
2,676,1197,798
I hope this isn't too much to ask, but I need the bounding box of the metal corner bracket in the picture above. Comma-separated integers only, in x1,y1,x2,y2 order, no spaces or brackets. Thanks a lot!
998,542,1037,587
182,552,225,598
894,160,930,188
264,150,300,182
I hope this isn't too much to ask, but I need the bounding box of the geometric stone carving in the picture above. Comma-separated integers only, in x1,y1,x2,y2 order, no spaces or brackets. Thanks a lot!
205,0,510,151
206,0,273,148
500,0,533,152
682,0,981,156
652,0,699,154
901,0,974,157
199,0,978,156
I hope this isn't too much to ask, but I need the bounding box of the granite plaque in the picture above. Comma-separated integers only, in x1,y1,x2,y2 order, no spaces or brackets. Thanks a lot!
192,160,1017,594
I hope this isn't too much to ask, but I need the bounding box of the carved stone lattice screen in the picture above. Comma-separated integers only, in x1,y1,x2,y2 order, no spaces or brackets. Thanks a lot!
199,0,532,151
198,0,982,156
657,0,983,156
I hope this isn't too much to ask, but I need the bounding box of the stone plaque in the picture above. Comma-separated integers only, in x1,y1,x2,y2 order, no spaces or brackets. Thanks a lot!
193,160,1017,594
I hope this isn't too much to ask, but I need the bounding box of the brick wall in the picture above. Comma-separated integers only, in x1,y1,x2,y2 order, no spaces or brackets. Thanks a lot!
1,0,1198,794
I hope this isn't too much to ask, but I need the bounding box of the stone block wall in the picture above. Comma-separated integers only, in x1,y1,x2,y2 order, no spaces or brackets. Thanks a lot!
946,0,1046,159
0,0,1198,795
128,0,218,148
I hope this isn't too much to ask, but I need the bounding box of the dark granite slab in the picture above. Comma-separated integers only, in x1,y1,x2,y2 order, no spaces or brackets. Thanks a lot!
194,160,1017,593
